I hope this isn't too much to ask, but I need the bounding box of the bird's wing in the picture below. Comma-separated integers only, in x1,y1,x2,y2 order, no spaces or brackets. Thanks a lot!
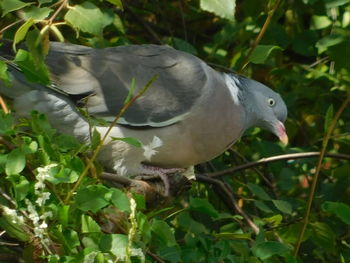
45,43,210,127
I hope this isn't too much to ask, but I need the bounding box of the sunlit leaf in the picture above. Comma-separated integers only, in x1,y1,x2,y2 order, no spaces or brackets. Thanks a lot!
1,0,31,17
200,0,235,20
5,148,26,175
64,2,113,35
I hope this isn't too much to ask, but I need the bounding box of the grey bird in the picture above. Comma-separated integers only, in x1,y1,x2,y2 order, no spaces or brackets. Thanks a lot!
0,42,288,188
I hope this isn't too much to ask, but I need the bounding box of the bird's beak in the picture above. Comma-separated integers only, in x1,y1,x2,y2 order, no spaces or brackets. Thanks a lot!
275,121,288,145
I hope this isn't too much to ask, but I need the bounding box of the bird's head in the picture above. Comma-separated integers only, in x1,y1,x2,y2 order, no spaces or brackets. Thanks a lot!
236,76,288,145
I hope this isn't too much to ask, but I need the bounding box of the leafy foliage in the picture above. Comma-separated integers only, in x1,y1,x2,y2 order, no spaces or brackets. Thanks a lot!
0,0,350,262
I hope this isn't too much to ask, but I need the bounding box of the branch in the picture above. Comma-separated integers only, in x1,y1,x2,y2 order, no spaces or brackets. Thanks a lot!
294,96,350,256
197,152,350,178
238,0,281,72
196,175,260,234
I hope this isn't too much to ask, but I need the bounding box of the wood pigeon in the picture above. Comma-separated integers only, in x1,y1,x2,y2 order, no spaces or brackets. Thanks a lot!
0,42,288,188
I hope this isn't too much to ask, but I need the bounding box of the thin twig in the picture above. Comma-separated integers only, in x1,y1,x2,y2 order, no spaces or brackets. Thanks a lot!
64,77,157,204
197,175,260,234
146,250,166,263
0,19,24,35
294,96,350,256
238,0,281,72
124,5,163,44
198,152,350,178
0,95,10,114
47,0,68,25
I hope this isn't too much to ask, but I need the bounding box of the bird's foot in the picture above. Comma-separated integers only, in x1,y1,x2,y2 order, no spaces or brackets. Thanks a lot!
136,165,185,196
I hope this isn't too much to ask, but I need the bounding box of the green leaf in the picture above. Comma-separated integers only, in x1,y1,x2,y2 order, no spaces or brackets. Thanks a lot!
200,0,235,21
14,49,50,85
13,18,35,50
322,201,350,225
189,197,219,217
253,241,290,260
6,174,30,201
249,45,282,64
5,148,26,175
106,0,124,9
111,136,142,147
23,6,53,20
0,111,14,135
247,183,272,200
0,60,11,87
324,0,350,8
328,41,350,70
124,77,136,104
292,30,318,56
272,200,292,214
76,185,111,213
56,134,81,151
45,165,79,184
57,205,70,226
81,215,101,233
171,37,198,55
316,34,345,54
324,104,334,133
99,234,128,257
177,212,208,234
64,2,113,35
151,219,177,247
0,211,29,241
90,128,101,150
311,15,332,30
1,0,32,17
310,222,336,250
110,188,130,213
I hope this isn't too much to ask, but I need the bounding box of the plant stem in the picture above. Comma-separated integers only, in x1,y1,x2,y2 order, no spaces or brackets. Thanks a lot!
238,0,281,73
64,76,157,204
293,95,350,257
202,152,350,178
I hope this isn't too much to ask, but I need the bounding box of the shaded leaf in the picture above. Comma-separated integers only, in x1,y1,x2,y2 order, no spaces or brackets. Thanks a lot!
151,219,177,247
190,197,219,217
253,241,289,260
111,136,142,148
322,201,350,225
272,200,292,215
110,188,130,213
81,215,101,233
249,45,282,64
324,104,334,133
14,49,50,85
75,185,111,213
247,183,272,200
0,60,11,87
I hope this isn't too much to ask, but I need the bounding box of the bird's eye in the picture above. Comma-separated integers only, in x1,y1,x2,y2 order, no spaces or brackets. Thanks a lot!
268,98,275,107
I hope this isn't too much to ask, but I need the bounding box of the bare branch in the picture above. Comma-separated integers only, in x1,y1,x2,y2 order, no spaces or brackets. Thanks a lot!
197,175,260,234
197,152,350,178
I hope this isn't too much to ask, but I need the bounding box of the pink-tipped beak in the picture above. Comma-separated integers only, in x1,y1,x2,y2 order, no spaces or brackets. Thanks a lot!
276,121,288,145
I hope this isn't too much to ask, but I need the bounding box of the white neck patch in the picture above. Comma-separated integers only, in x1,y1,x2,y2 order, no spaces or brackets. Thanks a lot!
224,74,240,105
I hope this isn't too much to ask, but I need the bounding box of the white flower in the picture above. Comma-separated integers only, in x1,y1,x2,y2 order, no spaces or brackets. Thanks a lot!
142,136,163,161
35,191,51,206
2,206,24,224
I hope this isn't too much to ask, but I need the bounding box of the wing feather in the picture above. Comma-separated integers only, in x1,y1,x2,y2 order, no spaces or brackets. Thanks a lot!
45,43,209,127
